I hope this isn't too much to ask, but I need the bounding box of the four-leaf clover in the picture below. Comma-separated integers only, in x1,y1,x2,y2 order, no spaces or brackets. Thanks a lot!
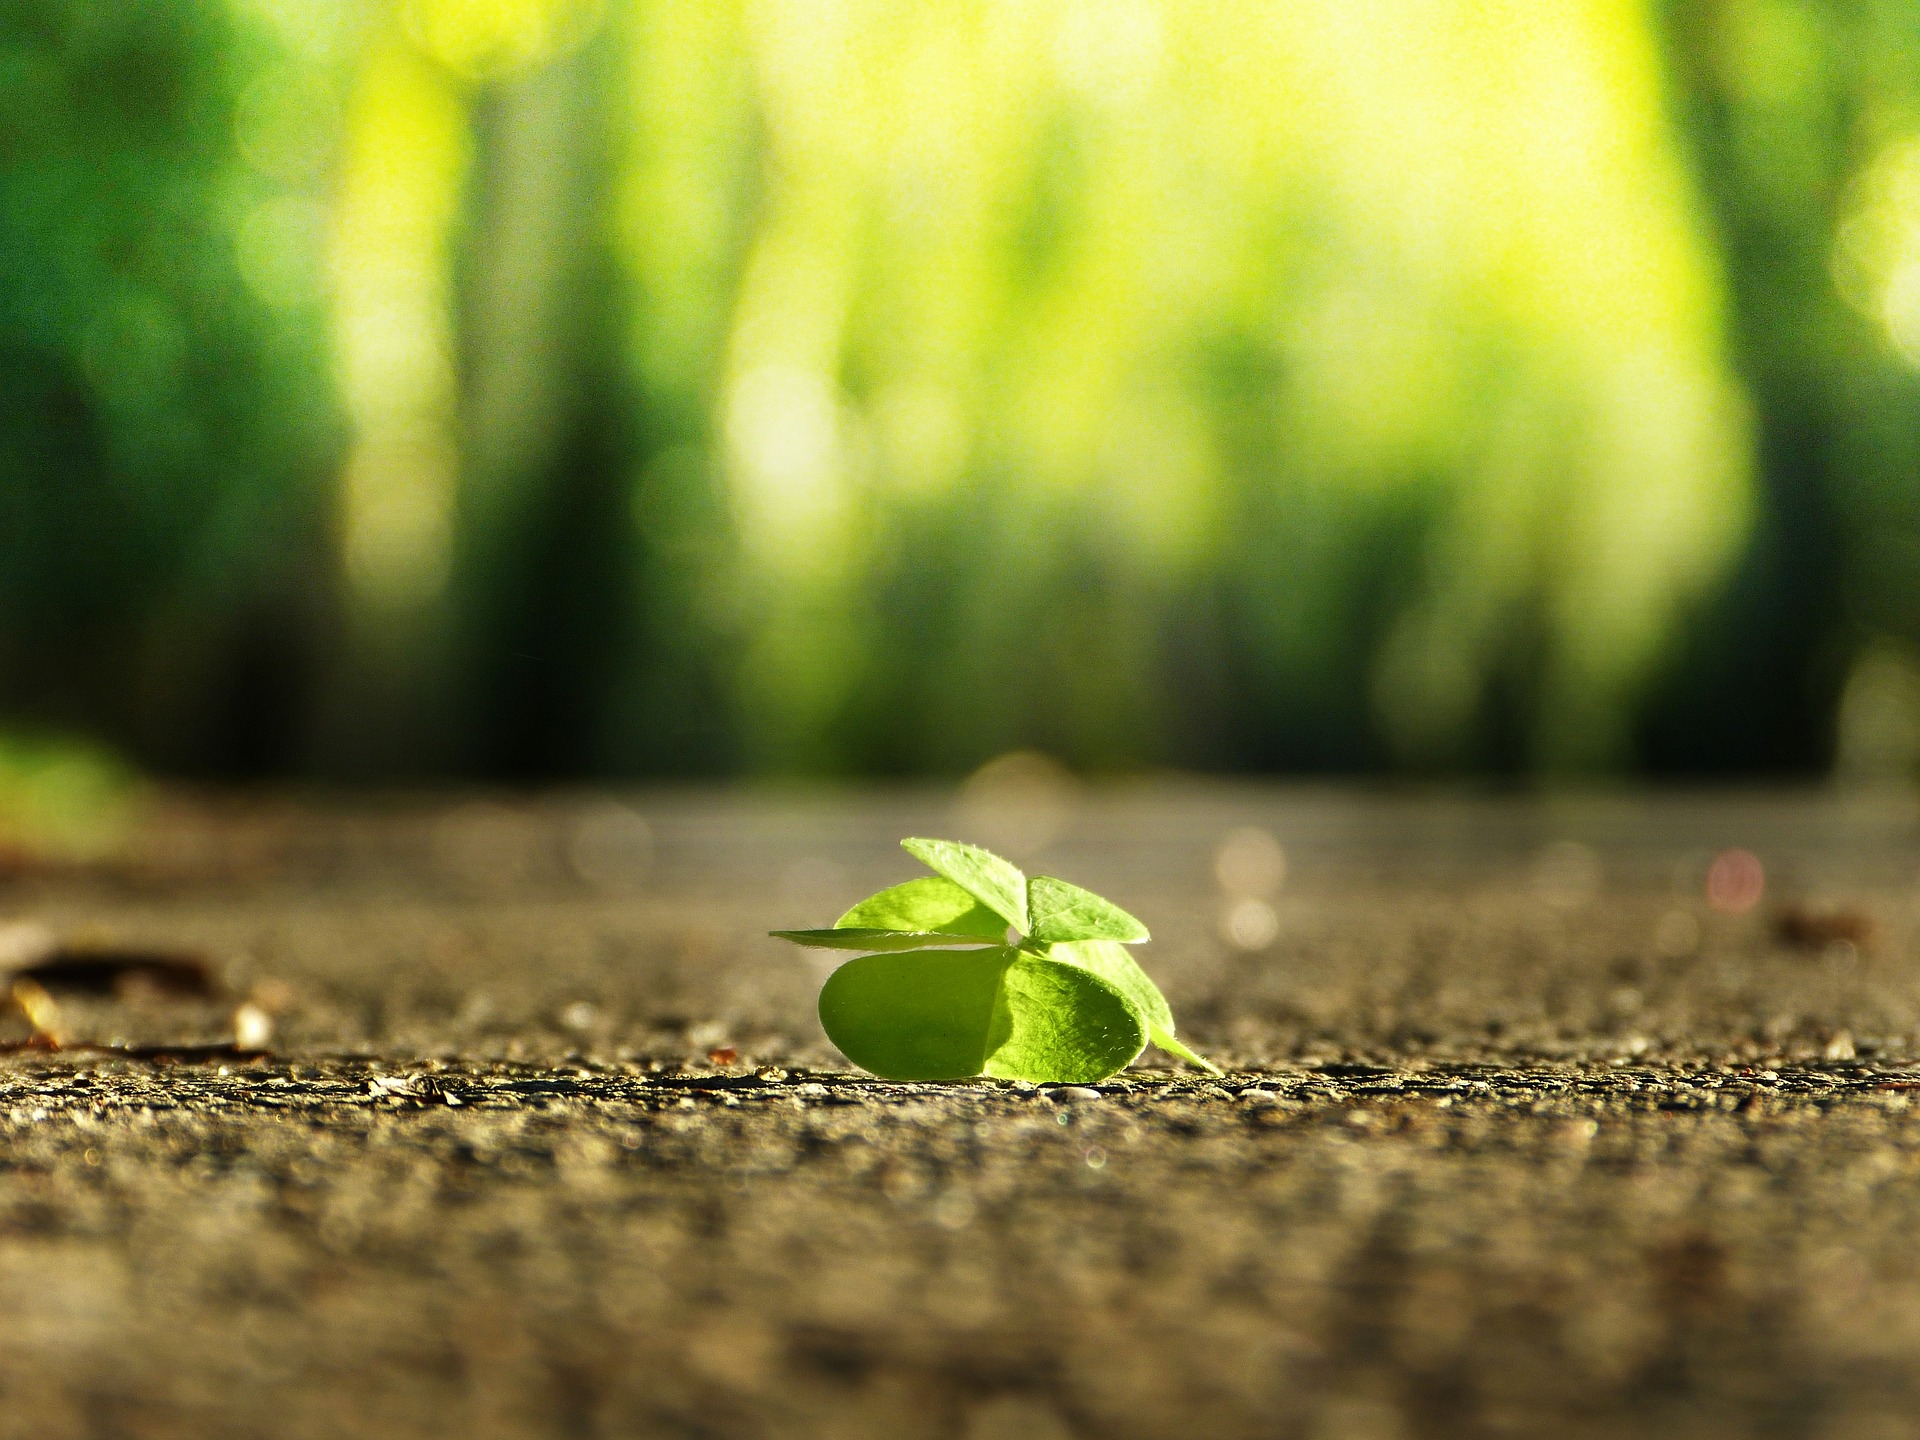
773,838,1218,1082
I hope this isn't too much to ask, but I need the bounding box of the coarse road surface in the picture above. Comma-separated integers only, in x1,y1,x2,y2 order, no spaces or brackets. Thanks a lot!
1,785,1918,1440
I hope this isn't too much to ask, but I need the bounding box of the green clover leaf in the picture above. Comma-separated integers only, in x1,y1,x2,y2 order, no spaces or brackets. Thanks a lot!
1040,939,1220,1075
770,928,995,951
770,875,1009,951
774,836,1216,1082
837,876,1009,937
816,946,1146,1083
900,837,1029,932
1026,875,1149,944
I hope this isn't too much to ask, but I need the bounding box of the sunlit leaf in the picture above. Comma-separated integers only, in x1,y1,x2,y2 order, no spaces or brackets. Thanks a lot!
817,946,1012,1079
788,839,1208,1081
1026,875,1149,944
817,946,1146,1083
1045,939,1220,1075
980,951,1146,1084
771,928,996,951
901,837,1028,931
1044,938,1169,1031
836,876,1007,938
1148,1028,1219,1075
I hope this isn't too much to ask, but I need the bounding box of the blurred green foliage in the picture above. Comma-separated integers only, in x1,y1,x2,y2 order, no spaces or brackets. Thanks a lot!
0,729,134,859
0,0,338,773
4,0,1920,787
1649,0,1920,775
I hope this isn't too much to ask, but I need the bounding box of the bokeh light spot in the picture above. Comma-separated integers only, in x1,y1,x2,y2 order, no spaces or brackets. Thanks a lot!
1213,827,1286,898
1705,849,1765,915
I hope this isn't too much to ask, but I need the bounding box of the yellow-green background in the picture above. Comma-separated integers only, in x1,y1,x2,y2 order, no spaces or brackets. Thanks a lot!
4,0,1919,792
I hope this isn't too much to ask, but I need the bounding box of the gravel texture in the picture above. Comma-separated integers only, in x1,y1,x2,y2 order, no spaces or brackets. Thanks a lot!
1,786,1919,1439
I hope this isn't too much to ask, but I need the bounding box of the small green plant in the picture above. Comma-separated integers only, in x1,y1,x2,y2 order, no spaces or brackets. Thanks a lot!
773,837,1219,1083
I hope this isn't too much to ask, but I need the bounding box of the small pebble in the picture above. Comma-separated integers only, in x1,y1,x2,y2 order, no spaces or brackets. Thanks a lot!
1050,1086,1102,1103
1237,1088,1279,1105
795,1083,828,1098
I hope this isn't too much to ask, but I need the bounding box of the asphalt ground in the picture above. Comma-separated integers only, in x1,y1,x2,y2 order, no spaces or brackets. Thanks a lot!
1,785,1919,1440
